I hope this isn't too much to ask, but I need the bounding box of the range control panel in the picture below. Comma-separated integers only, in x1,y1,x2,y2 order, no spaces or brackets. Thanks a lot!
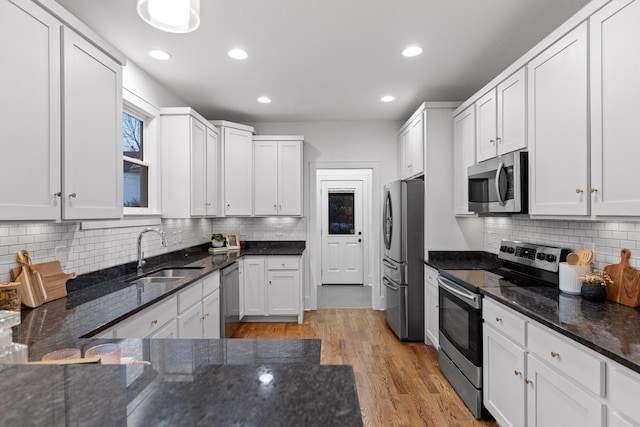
498,240,566,272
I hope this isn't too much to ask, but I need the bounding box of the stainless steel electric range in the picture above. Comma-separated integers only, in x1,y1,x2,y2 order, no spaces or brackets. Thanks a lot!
437,239,569,418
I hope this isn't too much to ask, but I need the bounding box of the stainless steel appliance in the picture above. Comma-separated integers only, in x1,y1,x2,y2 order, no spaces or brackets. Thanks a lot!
221,262,240,338
382,179,424,341
468,151,528,214
438,239,567,418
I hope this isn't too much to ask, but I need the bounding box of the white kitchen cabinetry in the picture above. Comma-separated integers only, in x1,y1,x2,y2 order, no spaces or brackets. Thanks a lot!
115,295,178,339
476,68,526,163
0,0,124,221
242,256,303,323
149,319,178,339
398,105,425,179
423,266,439,348
177,271,221,339
211,121,254,216
453,106,476,216
253,136,303,216
589,0,640,216
528,23,589,216
161,108,219,218
483,298,606,427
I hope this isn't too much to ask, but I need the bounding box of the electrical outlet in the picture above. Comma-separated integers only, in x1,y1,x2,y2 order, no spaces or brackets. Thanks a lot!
276,225,283,236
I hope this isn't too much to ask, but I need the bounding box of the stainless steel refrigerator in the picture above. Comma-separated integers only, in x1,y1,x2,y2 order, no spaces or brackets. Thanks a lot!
382,179,424,341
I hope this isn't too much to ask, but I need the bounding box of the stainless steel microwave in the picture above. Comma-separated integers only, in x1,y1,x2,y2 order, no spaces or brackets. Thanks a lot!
467,151,528,214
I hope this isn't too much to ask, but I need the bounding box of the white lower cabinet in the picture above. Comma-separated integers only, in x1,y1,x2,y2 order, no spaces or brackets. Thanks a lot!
483,298,607,427
242,256,303,323
115,295,178,338
149,319,178,339
202,289,221,338
424,266,439,348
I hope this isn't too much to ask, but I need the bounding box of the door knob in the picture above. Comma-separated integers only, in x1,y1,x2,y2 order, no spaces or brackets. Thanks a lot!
358,239,362,243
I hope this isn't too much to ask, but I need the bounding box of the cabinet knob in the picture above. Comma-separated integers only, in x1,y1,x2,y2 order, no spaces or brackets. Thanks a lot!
54,192,62,197
575,189,584,194
274,204,277,208
495,317,502,323
269,281,272,285
227,203,230,207
151,319,158,326
590,188,598,193
514,370,522,376
490,139,495,145
525,379,533,385
550,351,560,358
69,193,77,198
496,137,502,144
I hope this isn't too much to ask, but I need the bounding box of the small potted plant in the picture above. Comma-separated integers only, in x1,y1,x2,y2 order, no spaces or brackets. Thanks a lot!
579,270,613,302
211,233,227,248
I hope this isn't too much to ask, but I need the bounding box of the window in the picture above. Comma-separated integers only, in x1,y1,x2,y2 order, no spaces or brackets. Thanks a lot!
328,191,355,234
123,111,149,207
122,89,160,215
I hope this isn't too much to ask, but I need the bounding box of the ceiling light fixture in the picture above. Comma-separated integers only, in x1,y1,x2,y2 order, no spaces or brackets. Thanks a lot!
381,95,395,103
257,97,272,104
402,46,423,57
148,49,172,60
228,49,248,60
137,0,200,33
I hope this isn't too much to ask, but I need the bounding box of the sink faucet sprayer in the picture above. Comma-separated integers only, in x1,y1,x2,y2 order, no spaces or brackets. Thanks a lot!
137,228,167,273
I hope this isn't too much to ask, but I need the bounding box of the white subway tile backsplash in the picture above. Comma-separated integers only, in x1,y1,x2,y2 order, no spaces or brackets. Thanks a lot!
484,216,640,269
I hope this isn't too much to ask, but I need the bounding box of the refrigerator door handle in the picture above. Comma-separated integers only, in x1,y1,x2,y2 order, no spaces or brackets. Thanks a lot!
382,276,399,290
383,259,398,270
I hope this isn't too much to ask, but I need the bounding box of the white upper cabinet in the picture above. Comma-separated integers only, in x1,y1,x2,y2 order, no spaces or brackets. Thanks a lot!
0,0,124,221
161,109,219,218
528,22,589,216
253,137,303,216
216,123,254,216
475,89,498,163
453,106,476,216
62,28,123,220
590,0,640,216
398,106,425,179
476,68,526,163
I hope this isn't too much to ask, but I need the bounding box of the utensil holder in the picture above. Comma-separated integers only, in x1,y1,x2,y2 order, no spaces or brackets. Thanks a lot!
559,263,591,295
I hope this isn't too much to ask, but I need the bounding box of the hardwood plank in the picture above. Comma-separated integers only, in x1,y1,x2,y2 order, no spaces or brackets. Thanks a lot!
235,309,497,426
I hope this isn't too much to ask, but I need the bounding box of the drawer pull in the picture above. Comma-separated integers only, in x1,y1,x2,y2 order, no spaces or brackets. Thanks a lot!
514,370,522,376
151,319,158,326
495,317,503,323
550,351,560,358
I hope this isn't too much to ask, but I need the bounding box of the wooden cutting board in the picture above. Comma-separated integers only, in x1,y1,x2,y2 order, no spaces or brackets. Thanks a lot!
604,249,640,307
11,250,47,308
11,261,75,303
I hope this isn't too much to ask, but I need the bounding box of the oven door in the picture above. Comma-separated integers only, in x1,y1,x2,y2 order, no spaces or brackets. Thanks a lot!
438,275,482,367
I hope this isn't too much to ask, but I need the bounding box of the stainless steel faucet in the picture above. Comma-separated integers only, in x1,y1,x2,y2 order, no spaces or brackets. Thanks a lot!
137,228,167,273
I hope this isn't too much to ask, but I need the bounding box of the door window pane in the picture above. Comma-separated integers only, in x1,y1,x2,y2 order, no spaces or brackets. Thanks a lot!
328,192,355,234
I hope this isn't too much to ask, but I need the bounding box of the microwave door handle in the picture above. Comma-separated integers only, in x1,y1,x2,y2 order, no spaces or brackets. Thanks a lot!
495,161,505,205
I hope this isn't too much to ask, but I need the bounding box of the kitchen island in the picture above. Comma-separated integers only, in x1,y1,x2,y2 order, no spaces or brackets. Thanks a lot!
3,242,362,426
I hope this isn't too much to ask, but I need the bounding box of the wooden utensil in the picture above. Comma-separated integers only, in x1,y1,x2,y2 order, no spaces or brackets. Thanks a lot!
576,249,593,266
604,249,640,307
566,253,579,265
12,250,47,308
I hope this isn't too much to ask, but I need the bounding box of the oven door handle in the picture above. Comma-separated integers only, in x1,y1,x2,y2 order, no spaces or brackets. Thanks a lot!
437,276,479,304
383,259,398,270
382,276,399,291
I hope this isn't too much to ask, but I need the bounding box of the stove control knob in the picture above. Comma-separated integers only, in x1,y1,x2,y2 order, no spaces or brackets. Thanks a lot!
536,253,546,261
500,245,507,252
546,254,557,262
507,247,515,254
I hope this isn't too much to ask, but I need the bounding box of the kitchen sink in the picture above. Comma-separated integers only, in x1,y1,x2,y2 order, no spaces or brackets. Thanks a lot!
128,266,204,285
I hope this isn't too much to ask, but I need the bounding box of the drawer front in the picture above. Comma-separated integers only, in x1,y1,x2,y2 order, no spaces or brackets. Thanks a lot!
117,295,177,338
528,322,605,396
202,271,220,296
608,362,640,422
483,298,526,346
178,281,203,313
267,257,299,270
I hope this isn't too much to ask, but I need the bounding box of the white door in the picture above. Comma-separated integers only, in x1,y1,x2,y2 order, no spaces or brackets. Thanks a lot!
321,181,363,284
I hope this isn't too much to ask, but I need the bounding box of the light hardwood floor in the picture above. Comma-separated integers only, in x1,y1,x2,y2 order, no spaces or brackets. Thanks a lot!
234,309,498,427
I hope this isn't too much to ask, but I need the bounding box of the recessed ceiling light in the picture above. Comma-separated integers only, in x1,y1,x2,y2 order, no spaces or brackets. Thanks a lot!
137,0,200,33
228,49,248,60
257,96,272,104
148,49,171,60
402,46,423,57
381,95,395,103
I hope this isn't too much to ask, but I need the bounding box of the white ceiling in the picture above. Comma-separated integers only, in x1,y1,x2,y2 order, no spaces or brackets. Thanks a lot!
56,0,591,123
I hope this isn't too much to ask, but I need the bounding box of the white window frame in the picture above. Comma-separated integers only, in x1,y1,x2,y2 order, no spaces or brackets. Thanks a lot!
122,89,161,216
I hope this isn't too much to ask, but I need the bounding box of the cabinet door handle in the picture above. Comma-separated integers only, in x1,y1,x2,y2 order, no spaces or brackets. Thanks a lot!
514,370,522,376
575,189,584,194
495,317,502,323
496,137,502,144
68,193,77,198
490,139,495,145
590,188,598,193
525,379,533,385
54,192,62,197
151,319,158,326
550,351,560,358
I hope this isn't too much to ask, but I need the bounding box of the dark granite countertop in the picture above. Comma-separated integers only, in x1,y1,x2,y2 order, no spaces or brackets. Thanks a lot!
427,250,640,374
3,241,363,425
0,339,362,426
